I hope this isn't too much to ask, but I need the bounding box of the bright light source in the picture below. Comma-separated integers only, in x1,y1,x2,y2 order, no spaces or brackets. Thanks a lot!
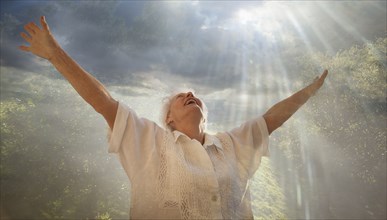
232,2,285,41
236,9,254,25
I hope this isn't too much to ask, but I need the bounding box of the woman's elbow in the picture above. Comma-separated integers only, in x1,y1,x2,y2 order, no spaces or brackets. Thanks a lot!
92,96,118,129
263,114,283,135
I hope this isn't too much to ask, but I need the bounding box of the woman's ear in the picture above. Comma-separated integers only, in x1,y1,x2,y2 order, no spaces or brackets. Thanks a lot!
167,118,175,130
166,111,173,125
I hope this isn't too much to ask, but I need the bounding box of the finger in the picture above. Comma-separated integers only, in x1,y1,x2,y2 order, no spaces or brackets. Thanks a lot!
24,23,36,35
40,16,50,31
20,32,32,43
29,22,41,32
19,45,30,52
320,69,328,81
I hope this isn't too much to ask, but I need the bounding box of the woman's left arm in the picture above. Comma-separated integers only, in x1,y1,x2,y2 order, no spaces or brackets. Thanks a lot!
263,69,328,135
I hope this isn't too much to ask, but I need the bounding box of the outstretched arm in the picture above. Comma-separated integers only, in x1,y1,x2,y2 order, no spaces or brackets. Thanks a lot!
19,16,118,130
263,70,328,135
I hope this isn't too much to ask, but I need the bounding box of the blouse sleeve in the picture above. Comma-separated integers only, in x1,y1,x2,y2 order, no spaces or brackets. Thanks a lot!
227,117,269,178
108,102,130,153
107,101,164,180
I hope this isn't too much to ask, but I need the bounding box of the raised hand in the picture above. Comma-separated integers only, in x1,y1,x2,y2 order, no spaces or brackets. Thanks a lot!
263,69,328,134
308,69,328,96
19,16,60,60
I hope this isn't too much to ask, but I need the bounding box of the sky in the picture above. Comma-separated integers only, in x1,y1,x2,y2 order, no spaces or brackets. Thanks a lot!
1,0,386,129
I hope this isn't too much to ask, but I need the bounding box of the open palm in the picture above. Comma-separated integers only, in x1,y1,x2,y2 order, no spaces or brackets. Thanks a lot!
19,16,60,60
309,69,328,96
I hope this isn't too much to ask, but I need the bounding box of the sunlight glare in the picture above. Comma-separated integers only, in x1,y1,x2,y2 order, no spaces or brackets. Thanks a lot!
236,9,254,25
233,2,285,41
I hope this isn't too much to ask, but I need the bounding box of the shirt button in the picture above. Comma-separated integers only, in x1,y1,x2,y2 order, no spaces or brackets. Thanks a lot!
211,195,218,202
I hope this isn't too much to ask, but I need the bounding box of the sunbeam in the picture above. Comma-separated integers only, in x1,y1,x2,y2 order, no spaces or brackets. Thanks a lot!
317,2,369,44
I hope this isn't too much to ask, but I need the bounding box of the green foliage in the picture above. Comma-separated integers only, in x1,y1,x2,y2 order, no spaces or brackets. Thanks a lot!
271,37,386,219
96,212,112,220
301,37,386,184
251,159,287,219
301,37,386,101
0,71,129,219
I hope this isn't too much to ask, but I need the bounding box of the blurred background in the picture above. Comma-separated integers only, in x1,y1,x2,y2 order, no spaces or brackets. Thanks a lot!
1,1,386,219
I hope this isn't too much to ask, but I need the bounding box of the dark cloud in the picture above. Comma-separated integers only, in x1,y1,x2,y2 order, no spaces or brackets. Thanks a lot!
0,13,45,72
1,1,386,91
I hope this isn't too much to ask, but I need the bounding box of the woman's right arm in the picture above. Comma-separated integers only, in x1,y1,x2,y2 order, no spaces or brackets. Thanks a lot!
19,16,118,130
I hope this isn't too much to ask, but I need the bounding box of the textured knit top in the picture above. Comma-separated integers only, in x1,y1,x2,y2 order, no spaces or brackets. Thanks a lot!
108,102,269,219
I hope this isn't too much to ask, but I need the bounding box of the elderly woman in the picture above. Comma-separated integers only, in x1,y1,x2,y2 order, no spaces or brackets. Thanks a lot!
19,16,328,219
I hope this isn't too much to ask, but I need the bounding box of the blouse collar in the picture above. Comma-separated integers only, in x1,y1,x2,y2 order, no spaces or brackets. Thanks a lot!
172,130,223,151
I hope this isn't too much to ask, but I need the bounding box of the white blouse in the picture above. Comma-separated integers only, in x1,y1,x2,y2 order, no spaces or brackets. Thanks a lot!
108,102,269,219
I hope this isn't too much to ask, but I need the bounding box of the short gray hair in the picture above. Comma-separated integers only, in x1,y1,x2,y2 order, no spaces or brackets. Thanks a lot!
160,89,208,131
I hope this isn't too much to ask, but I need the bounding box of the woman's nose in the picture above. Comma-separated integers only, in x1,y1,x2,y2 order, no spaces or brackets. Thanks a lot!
186,92,194,97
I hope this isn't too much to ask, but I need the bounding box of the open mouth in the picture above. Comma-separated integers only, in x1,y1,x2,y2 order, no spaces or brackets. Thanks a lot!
185,99,197,106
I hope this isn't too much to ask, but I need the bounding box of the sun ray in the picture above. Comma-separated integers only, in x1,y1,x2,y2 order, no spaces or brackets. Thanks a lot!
317,2,369,44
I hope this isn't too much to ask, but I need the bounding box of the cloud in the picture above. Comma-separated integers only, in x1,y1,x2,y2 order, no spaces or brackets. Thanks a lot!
1,1,386,93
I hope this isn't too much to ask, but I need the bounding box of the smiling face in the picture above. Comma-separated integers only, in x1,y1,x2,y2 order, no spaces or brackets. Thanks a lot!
165,91,207,131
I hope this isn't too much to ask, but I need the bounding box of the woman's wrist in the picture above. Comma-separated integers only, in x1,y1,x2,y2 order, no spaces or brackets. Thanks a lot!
48,46,64,63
